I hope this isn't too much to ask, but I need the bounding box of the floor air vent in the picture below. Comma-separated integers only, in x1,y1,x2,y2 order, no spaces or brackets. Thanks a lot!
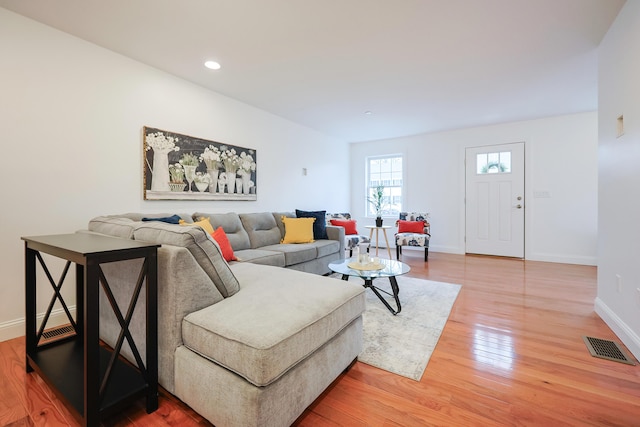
42,325,75,341
582,336,636,365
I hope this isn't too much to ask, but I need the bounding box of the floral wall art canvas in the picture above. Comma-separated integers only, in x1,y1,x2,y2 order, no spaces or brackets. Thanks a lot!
143,126,257,201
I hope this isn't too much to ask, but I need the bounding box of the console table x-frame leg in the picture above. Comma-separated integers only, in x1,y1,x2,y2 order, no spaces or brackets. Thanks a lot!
341,275,401,315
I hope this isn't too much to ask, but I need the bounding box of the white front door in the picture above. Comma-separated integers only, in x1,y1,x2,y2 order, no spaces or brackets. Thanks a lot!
465,142,525,258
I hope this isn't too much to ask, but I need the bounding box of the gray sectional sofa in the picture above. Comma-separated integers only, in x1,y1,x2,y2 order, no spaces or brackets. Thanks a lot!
195,211,344,274
86,212,365,427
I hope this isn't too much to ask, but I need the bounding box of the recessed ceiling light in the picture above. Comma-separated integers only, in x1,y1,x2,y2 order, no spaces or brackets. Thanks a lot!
364,111,373,115
204,60,221,70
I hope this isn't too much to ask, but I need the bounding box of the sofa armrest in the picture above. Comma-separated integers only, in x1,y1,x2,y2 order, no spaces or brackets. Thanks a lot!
326,225,345,253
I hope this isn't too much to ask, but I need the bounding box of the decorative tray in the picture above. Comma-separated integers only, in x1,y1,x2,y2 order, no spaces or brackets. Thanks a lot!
347,261,385,271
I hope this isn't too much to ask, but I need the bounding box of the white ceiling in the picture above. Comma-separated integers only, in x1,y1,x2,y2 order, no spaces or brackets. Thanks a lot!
0,0,625,142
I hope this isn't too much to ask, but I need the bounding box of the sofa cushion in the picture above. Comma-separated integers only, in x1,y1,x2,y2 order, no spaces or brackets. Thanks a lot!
233,249,285,267
182,263,365,387
88,216,136,239
272,212,295,238
260,243,317,266
260,240,340,266
313,239,341,258
239,212,282,248
133,221,240,298
194,212,251,251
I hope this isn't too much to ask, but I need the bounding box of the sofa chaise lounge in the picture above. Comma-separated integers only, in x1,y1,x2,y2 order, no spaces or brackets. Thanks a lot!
86,212,365,427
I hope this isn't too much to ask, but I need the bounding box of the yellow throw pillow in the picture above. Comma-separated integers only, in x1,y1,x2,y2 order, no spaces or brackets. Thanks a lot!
281,216,315,244
180,217,214,234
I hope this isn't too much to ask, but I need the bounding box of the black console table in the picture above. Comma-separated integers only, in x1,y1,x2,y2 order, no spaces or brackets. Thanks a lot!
22,233,160,426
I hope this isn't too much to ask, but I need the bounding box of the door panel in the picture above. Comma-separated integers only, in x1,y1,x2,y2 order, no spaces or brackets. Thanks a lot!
465,142,524,258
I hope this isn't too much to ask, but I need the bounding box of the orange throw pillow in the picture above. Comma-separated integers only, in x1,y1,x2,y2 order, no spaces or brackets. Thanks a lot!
330,219,359,235
397,220,425,234
211,227,237,262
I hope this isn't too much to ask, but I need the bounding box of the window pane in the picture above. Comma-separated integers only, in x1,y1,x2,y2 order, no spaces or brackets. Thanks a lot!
477,153,487,174
478,150,512,174
500,151,511,173
367,155,402,216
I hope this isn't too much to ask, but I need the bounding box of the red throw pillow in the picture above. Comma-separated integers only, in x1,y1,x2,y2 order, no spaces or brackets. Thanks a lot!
211,227,237,262
397,220,425,234
330,219,358,235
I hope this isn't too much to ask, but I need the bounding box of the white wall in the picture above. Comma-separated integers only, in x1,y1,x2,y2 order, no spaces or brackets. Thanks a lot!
596,1,640,360
350,112,598,264
0,8,349,341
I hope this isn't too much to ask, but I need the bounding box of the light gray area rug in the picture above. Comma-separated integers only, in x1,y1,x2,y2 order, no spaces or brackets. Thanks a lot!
338,275,461,381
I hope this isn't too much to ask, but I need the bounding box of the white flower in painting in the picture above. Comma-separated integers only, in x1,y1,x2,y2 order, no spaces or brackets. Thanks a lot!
169,163,185,183
145,132,180,152
199,145,221,169
220,146,240,173
179,152,200,167
238,151,256,175
194,171,212,184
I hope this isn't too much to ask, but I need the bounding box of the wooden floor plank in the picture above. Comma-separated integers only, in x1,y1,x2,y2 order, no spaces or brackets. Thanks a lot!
0,340,30,426
1,252,639,427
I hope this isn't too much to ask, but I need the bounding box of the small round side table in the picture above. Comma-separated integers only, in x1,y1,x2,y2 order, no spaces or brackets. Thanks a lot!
364,225,393,259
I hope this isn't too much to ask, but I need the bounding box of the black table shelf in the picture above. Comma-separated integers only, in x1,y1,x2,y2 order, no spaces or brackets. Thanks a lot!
22,233,160,426
28,341,148,416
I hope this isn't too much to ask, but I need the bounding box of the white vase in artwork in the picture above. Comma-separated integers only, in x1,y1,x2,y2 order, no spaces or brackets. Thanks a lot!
150,149,171,192
235,178,243,194
195,181,208,192
241,174,251,194
225,171,237,193
184,165,197,192
217,179,226,194
207,168,219,193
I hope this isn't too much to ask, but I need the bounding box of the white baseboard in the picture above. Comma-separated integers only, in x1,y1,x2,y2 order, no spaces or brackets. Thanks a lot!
0,306,76,342
594,297,640,362
527,252,597,266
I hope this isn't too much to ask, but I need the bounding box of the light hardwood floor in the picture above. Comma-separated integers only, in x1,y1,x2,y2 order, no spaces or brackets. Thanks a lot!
1,252,638,426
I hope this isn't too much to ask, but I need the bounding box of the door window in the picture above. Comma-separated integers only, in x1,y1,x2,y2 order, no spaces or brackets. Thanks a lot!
476,151,511,174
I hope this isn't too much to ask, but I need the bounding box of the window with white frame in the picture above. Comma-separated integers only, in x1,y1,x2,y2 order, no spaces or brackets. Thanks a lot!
366,155,403,217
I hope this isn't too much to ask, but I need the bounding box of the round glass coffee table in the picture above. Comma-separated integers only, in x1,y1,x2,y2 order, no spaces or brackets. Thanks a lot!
328,258,410,315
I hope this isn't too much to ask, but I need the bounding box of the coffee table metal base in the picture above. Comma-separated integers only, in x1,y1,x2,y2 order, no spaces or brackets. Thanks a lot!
340,274,401,315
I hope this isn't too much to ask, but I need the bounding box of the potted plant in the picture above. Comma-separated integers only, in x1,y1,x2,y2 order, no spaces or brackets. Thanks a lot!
368,185,386,227
168,163,186,192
